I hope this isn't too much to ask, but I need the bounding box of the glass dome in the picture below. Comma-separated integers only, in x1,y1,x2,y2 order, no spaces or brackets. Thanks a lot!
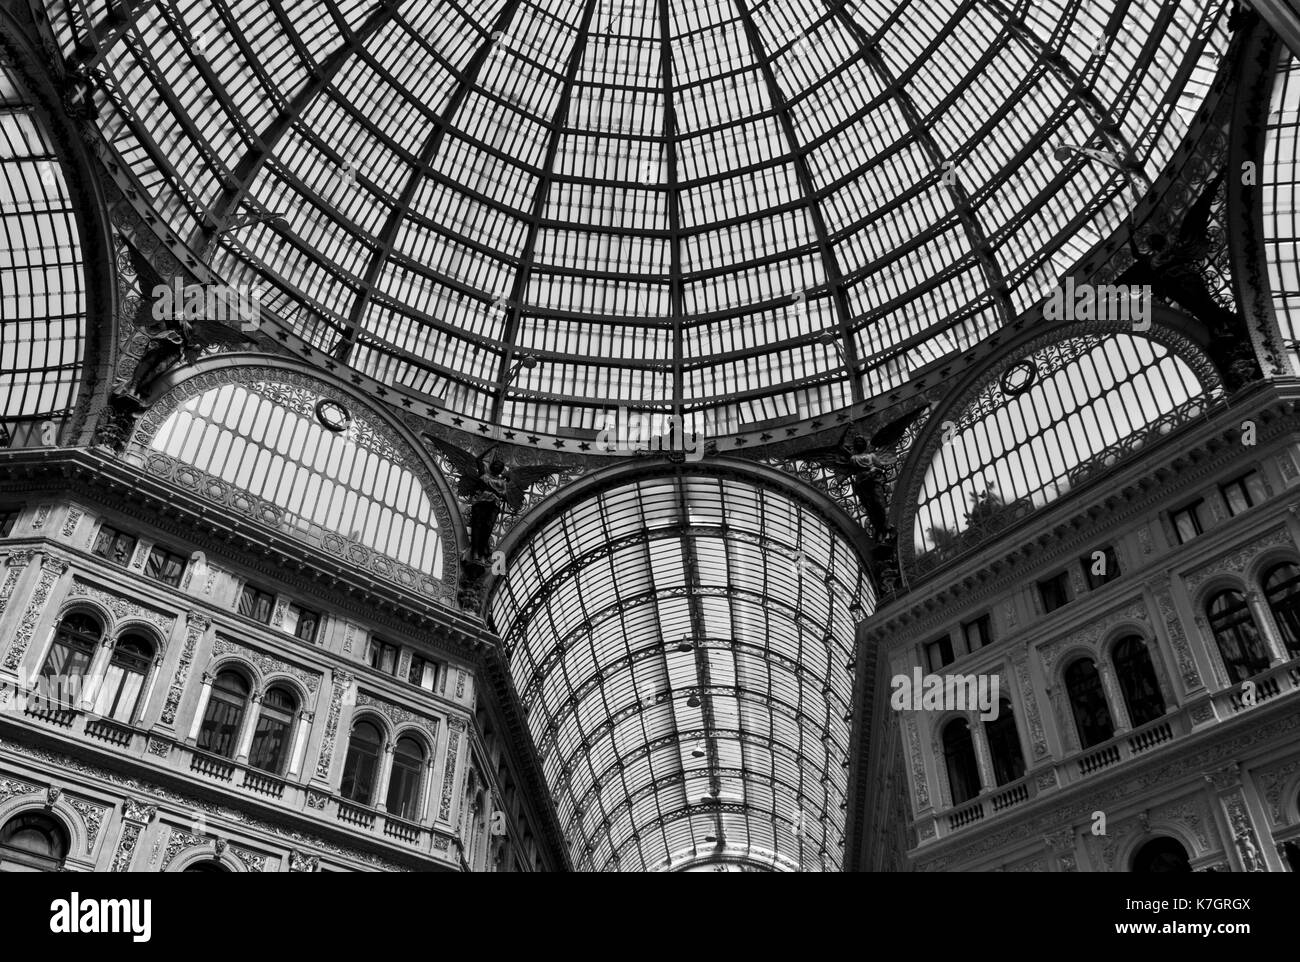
49,0,1230,443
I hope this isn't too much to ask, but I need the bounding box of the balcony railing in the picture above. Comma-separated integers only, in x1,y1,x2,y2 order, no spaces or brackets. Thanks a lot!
190,751,236,782
85,717,135,747
927,662,1300,843
0,701,459,865
336,800,377,829
990,779,1030,812
243,769,286,799
1077,742,1122,777
383,816,422,844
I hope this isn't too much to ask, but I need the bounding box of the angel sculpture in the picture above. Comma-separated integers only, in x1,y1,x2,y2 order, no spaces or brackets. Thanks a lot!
802,406,929,542
112,315,255,407
428,437,563,563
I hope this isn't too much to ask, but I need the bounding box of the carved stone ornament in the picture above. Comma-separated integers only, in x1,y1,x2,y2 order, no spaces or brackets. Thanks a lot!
110,822,143,872
1183,527,1295,594
2,556,70,670
315,671,355,780
1038,599,1149,674
69,798,106,853
355,691,439,740
161,829,209,869
212,635,321,694
289,849,319,872
123,798,158,824
160,610,211,726
66,578,175,638
0,777,40,805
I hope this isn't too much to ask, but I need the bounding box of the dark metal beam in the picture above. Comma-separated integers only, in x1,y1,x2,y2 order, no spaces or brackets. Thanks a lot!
488,0,601,425
832,1,1017,333
732,0,863,401
333,0,530,361
658,0,686,417
186,0,402,252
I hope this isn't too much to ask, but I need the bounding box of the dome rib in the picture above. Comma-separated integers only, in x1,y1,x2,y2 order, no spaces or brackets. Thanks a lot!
189,0,401,254
336,0,531,364
732,0,864,404
981,0,1145,175
842,8,1017,333
489,0,603,425
659,0,687,418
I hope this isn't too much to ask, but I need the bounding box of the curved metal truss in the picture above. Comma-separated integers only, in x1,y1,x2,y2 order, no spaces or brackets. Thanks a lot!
489,466,873,871
0,49,88,446
41,0,1232,442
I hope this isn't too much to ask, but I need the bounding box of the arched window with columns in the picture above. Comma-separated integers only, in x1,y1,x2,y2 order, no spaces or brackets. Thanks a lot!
91,633,154,724
984,699,1025,786
248,686,298,774
1064,658,1114,749
1262,563,1300,658
1111,635,1166,727
1205,590,1271,682
340,719,384,805
941,718,980,806
196,670,251,758
38,612,101,707
385,735,426,821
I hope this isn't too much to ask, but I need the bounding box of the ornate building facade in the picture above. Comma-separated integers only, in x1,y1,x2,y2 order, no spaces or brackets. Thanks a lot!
0,0,1299,873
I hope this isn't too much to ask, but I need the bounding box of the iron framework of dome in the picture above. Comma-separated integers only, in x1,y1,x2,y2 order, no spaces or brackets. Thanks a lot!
9,0,1264,876
49,0,1229,444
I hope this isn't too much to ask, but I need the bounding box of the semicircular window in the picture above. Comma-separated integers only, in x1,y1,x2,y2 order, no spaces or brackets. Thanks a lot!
0,60,86,448
129,373,444,581
911,333,1210,566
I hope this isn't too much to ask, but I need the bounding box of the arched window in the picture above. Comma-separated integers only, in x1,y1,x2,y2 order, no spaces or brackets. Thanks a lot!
91,634,153,724
942,718,981,805
0,813,69,872
196,670,250,758
38,612,102,707
182,860,230,872
248,686,297,774
1112,636,1166,728
340,720,384,804
1206,590,1271,682
1262,563,1300,658
385,735,425,821
1132,836,1192,872
1064,658,1114,749
984,699,1025,786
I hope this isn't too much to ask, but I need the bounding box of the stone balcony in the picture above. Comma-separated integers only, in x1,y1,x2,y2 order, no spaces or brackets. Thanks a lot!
921,654,1300,845
0,686,461,869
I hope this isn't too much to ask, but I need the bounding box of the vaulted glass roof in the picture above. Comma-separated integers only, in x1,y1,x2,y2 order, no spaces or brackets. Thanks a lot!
491,469,872,871
49,0,1230,440
0,60,85,446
